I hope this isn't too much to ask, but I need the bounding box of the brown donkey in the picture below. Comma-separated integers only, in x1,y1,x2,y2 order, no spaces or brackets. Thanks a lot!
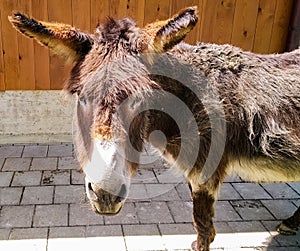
10,7,300,251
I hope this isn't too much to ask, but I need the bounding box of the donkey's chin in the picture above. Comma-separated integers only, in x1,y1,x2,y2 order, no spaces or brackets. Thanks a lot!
90,200,124,216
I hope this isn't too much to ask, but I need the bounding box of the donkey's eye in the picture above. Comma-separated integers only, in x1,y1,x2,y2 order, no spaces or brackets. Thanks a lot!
79,96,87,105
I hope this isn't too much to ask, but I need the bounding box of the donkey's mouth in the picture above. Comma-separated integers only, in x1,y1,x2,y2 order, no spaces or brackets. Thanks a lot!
90,201,123,216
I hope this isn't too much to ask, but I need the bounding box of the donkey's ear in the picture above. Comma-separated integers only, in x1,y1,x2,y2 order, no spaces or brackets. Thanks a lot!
139,6,198,53
9,12,93,62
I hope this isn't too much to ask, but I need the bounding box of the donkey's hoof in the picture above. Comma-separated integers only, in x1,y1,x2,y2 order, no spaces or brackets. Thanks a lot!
277,223,298,235
191,240,209,251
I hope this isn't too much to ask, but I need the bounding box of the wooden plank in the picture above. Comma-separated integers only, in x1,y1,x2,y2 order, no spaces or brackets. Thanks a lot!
17,0,35,90
199,0,219,43
0,7,5,90
124,0,145,26
1,0,20,90
213,0,236,45
231,0,260,51
48,0,73,90
171,0,201,45
109,0,127,18
269,0,293,53
90,0,110,29
72,0,91,32
143,0,171,25
253,0,276,54
32,0,50,90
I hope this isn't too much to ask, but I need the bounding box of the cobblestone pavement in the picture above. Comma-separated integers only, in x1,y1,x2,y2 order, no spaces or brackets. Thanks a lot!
0,143,299,251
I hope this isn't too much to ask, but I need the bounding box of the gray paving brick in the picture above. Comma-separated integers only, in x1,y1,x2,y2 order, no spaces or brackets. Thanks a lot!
231,200,274,220
21,186,54,204
69,204,104,226
58,157,80,170
123,224,160,236
9,227,48,240
0,158,4,170
86,225,122,237
214,201,242,221
23,145,48,157
227,221,267,233
2,158,31,171
261,183,299,199
0,228,10,240
136,201,174,224
127,183,149,201
11,171,42,186
219,183,242,200
0,205,34,228
261,199,298,220
288,182,300,194
292,199,300,207
224,174,242,183
42,170,70,185
232,183,272,200
167,201,193,223
154,168,185,183
49,226,85,238
0,145,23,158
0,171,14,187
175,183,191,201
146,183,180,201
0,187,23,205
131,169,158,183
31,157,57,171
54,185,85,204
33,204,68,227
48,143,73,157
71,170,85,185
158,223,195,235
104,203,138,224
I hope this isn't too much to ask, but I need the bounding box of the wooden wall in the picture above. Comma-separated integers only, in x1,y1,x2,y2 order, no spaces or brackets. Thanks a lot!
0,0,294,90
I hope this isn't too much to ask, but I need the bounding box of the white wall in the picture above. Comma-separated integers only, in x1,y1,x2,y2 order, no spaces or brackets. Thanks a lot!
0,91,75,144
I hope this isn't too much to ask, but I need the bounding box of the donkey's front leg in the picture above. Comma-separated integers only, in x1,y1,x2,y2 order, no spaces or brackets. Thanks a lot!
190,185,217,251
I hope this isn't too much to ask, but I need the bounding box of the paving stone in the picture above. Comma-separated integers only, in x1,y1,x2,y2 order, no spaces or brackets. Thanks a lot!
0,187,23,205
23,145,48,157
219,183,242,200
49,226,85,238
261,200,298,220
261,183,300,199
292,199,300,207
0,228,10,240
167,201,193,223
227,221,267,233
136,201,174,224
224,174,242,183
154,168,185,183
33,204,68,227
175,183,191,201
54,185,85,204
231,200,274,221
21,186,54,204
0,158,4,170
85,225,122,237
2,158,31,171
0,205,34,228
58,157,80,170
146,183,181,201
288,182,300,194
214,201,242,221
42,170,70,185
0,145,23,158
31,157,57,171
48,143,73,157
0,171,14,187
131,169,158,183
232,183,272,200
71,170,85,185
104,203,138,224
124,224,165,251
127,183,149,201
9,227,48,240
11,171,42,186
69,204,104,226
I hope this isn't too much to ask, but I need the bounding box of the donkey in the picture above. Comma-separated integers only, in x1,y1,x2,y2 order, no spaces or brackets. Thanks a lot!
10,7,300,251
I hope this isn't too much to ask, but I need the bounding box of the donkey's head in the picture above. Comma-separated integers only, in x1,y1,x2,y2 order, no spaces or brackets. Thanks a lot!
9,7,198,215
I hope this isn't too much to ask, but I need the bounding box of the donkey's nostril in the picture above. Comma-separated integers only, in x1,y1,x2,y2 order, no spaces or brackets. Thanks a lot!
115,184,127,203
88,182,93,192
87,182,98,201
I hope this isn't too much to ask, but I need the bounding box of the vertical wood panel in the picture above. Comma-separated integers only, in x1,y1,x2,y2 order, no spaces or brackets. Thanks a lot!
124,0,145,26
90,0,110,31
231,0,260,51
253,0,276,54
1,0,20,90
17,0,35,90
0,7,5,90
32,0,50,90
72,0,91,32
48,0,73,90
171,0,201,45
143,0,171,24
269,0,293,53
